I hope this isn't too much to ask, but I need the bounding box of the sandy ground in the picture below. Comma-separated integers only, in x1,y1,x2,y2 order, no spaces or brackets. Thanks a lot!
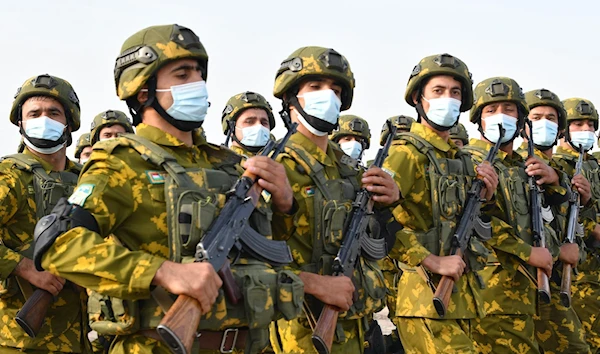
374,306,396,335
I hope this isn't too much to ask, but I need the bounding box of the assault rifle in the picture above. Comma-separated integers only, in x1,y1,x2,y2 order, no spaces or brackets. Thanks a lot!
524,119,551,304
156,115,298,354
311,122,395,354
432,124,504,317
560,144,585,307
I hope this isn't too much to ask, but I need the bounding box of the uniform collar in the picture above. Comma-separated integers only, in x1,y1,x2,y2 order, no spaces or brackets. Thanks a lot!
410,123,453,153
135,123,207,147
23,147,77,172
289,131,337,167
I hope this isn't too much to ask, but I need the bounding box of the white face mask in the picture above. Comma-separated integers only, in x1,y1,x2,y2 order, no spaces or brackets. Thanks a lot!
530,119,558,147
340,140,363,159
23,116,67,154
296,89,342,135
155,81,209,122
569,130,595,151
238,124,270,147
422,97,462,128
483,114,518,143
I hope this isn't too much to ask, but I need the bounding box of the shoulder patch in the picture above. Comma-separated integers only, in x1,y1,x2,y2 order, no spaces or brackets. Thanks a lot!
68,184,95,206
146,170,166,184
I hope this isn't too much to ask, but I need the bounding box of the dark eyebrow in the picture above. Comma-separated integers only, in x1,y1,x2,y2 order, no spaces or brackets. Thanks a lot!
170,63,201,73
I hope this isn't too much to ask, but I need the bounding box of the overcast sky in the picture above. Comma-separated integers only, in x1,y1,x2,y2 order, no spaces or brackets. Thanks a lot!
1,0,598,161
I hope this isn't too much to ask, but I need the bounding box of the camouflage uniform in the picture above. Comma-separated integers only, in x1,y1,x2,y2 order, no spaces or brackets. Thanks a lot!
89,110,134,145
221,91,275,157
465,78,569,354
385,54,495,353
330,115,371,155
514,89,591,353
269,46,386,354
0,75,87,353
552,98,600,352
37,24,304,354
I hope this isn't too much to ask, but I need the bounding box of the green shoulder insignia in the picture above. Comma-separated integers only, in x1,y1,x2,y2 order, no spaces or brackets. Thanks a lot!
68,184,95,206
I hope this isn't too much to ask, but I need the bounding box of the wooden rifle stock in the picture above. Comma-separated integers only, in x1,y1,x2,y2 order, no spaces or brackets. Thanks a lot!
537,267,551,304
157,294,202,354
432,248,462,317
560,263,572,307
312,304,339,354
15,288,53,338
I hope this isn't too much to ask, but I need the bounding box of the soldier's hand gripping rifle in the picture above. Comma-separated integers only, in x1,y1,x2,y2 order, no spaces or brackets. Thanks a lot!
311,122,396,354
560,144,585,307
524,119,551,304
157,115,298,354
432,124,504,317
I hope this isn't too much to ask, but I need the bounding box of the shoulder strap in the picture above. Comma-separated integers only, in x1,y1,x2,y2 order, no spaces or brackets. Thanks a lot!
285,144,334,200
120,134,194,188
2,153,54,183
331,147,360,192
396,132,444,174
198,143,242,179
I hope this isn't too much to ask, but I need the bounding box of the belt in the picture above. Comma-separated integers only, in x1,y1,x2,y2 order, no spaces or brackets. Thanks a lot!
139,328,248,353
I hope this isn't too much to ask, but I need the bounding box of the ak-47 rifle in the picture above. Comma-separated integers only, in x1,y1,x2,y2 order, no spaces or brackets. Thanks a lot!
432,124,504,317
560,144,585,307
15,283,52,337
311,122,395,354
524,119,551,304
156,115,298,354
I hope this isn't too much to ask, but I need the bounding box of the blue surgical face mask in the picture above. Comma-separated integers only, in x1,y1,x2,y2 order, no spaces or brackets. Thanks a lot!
531,119,558,147
422,97,461,128
238,124,270,147
23,116,67,154
156,81,209,122
569,130,595,151
297,89,341,135
340,140,363,159
483,113,518,143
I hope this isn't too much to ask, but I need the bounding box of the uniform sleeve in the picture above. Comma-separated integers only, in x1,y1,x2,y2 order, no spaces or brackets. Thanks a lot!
0,168,25,279
41,149,165,299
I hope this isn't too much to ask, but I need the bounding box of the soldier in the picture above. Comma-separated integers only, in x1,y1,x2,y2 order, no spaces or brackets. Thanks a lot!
221,91,275,157
552,98,600,352
0,74,88,353
464,77,569,353
90,109,134,144
74,133,92,164
34,24,304,354
330,115,371,161
448,122,469,148
269,46,399,353
382,53,499,352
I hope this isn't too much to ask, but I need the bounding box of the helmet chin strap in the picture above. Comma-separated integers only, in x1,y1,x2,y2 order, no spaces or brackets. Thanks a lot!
145,76,203,132
415,102,456,132
288,96,337,134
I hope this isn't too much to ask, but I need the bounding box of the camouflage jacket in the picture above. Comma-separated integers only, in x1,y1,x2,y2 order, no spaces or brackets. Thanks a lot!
383,123,493,319
40,124,298,332
0,149,85,352
230,144,257,159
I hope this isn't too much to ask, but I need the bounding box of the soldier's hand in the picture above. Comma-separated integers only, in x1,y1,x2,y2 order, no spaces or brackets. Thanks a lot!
299,272,355,311
13,258,65,296
572,174,591,205
243,156,294,213
475,162,498,201
559,243,579,267
421,254,466,282
361,167,399,205
525,156,559,186
527,247,553,277
153,261,222,315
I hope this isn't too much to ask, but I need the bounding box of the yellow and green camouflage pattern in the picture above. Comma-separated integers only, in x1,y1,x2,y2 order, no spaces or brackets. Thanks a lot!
379,115,415,146
525,88,567,130
395,317,476,353
273,46,355,110
270,132,385,353
114,24,208,101
10,74,81,131
470,77,529,124
472,314,539,354
74,133,91,159
448,123,469,145
40,124,304,354
221,91,275,134
330,115,371,148
404,53,473,112
90,110,134,144
0,149,86,352
562,98,599,130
